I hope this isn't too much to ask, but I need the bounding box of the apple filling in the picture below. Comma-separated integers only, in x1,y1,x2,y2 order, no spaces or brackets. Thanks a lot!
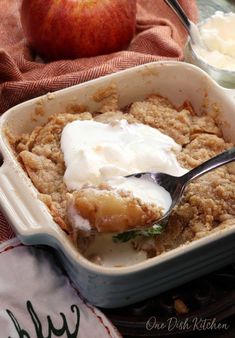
67,184,163,234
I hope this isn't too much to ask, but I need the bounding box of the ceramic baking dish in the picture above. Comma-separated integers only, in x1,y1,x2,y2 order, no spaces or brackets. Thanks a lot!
0,62,235,308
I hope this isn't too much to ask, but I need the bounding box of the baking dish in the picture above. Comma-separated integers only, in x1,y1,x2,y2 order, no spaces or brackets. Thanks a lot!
0,61,235,308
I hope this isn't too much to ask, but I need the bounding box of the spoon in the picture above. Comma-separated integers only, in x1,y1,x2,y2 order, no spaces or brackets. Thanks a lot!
126,147,235,231
163,0,206,48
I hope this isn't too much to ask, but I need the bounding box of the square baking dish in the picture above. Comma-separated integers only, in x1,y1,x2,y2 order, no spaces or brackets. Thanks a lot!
0,61,235,308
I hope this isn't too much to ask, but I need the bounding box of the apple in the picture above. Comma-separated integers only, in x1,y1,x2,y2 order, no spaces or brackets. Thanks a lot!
20,0,137,61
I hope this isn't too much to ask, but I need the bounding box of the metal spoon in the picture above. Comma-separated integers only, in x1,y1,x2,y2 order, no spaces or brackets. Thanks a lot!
127,147,235,231
163,0,206,48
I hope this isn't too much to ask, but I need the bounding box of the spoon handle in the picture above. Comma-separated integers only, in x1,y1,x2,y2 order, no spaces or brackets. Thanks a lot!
182,147,235,184
163,0,191,32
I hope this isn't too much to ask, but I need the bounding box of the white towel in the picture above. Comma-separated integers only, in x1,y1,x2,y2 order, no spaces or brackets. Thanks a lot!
0,239,121,338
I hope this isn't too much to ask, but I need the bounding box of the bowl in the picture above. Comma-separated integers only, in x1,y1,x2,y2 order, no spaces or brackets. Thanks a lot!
184,13,235,89
0,61,235,308
184,41,235,88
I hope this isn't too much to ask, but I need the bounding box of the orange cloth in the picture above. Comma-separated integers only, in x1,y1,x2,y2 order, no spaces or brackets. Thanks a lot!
0,0,198,241
0,0,198,114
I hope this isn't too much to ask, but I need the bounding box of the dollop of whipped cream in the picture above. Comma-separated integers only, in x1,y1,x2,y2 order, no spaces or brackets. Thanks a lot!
194,11,235,70
61,119,187,213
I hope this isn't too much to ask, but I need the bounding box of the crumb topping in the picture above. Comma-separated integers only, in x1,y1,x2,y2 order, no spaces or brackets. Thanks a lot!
8,91,235,257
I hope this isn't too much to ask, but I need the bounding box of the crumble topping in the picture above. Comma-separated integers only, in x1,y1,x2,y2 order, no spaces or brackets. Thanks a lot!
8,92,235,259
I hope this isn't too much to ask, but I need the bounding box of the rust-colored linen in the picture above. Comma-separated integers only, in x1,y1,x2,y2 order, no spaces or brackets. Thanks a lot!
0,0,198,241
0,0,198,114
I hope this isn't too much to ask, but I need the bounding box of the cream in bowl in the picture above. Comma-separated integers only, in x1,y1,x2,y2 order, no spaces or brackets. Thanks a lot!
194,11,235,70
185,11,235,87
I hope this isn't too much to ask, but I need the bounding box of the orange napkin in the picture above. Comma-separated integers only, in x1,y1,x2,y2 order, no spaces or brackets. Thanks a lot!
0,0,198,115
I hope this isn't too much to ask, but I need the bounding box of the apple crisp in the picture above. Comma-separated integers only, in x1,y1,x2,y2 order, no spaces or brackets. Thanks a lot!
9,92,235,259
68,184,163,234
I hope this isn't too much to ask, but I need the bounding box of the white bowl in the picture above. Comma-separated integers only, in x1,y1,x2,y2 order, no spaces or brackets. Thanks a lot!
184,13,235,88
0,61,235,308
185,39,235,89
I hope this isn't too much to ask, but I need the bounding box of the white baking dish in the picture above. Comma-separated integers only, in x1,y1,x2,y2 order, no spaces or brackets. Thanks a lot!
0,62,235,308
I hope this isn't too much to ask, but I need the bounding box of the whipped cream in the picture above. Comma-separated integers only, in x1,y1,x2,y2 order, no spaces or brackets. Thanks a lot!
61,119,187,214
194,12,235,70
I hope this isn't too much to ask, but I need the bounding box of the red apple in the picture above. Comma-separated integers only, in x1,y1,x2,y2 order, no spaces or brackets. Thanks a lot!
20,0,137,61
